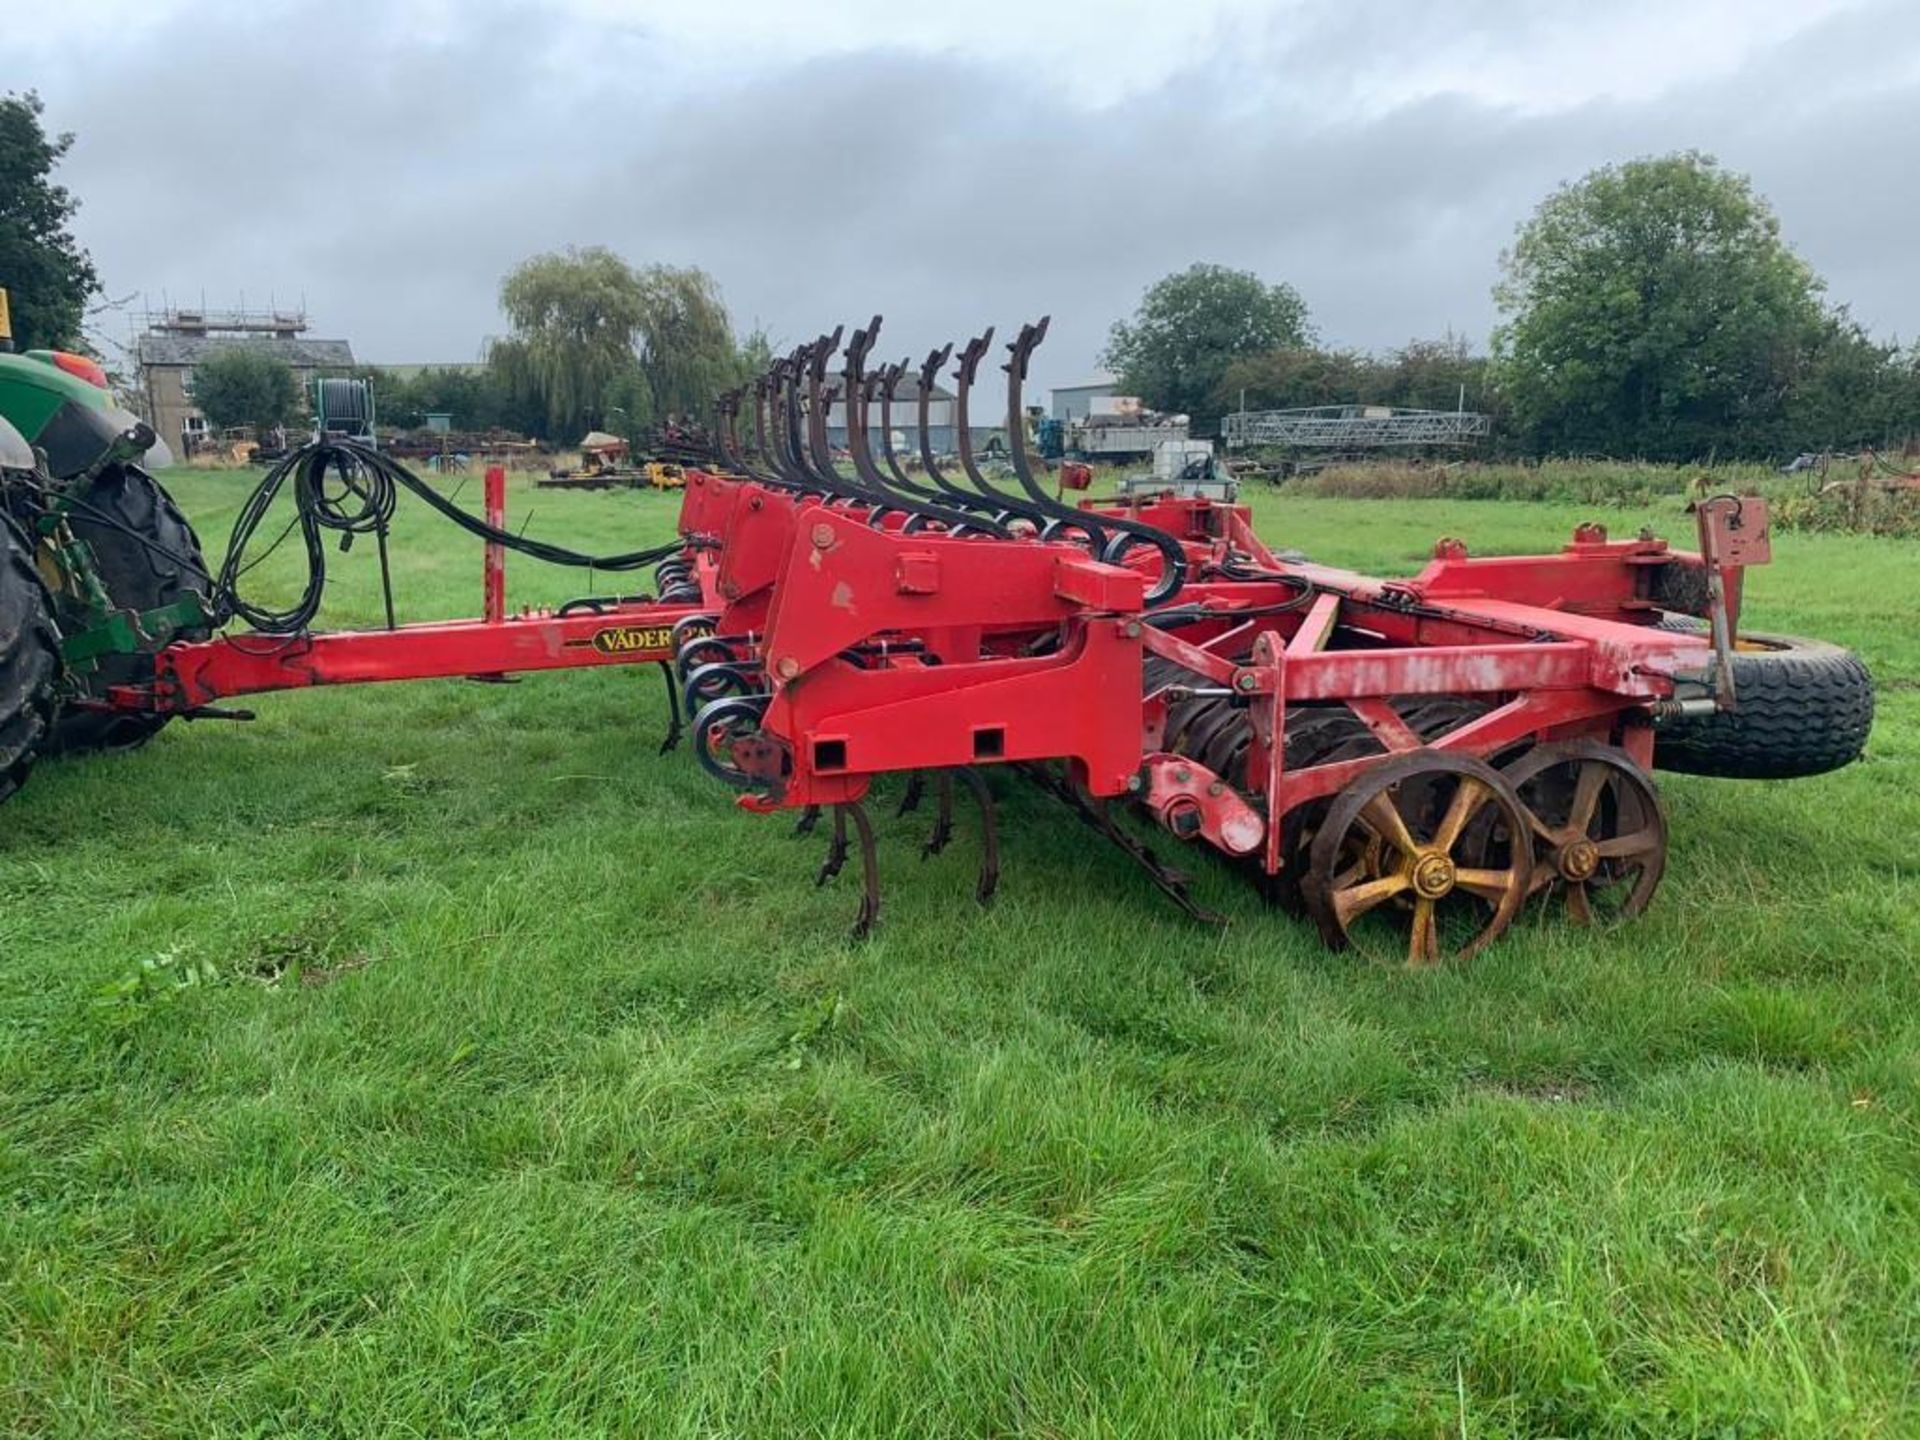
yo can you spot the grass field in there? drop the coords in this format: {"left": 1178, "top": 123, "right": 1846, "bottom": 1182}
{"left": 2, "top": 467, "right": 1916, "bottom": 1437}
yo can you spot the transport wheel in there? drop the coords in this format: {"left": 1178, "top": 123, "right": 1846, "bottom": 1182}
{"left": 1651, "top": 619, "right": 1873, "bottom": 780}
{"left": 1303, "top": 752, "right": 1531, "bottom": 966}
{"left": 1499, "top": 741, "right": 1666, "bottom": 927}
{"left": 47, "top": 464, "right": 212, "bottom": 755}
{"left": 0, "top": 514, "right": 63, "bottom": 804}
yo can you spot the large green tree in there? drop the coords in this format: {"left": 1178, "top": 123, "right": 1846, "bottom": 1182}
{"left": 1102, "top": 263, "right": 1312, "bottom": 431}
{"left": 1493, "top": 152, "right": 1825, "bottom": 459}
{"left": 0, "top": 92, "right": 100, "bottom": 351}
{"left": 488, "top": 247, "right": 751, "bottom": 441}
{"left": 189, "top": 348, "right": 300, "bottom": 433}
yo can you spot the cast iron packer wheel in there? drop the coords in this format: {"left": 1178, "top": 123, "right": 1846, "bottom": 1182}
{"left": 48, "top": 464, "right": 212, "bottom": 755}
{"left": 1303, "top": 752, "right": 1532, "bottom": 966}
{"left": 0, "top": 514, "right": 63, "bottom": 804}
{"left": 1500, "top": 741, "right": 1667, "bottom": 927}
{"left": 1652, "top": 618, "right": 1874, "bottom": 779}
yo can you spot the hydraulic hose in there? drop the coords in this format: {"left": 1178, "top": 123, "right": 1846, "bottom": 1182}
{"left": 217, "top": 438, "right": 685, "bottom": 634}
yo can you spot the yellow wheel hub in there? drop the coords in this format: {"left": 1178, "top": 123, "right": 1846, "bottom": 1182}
{"left": 1410, "top": 850, "right": 1457, "bottom": 899}
{"left": 1558, "top": 838, "right": 1600, "bottom": 881}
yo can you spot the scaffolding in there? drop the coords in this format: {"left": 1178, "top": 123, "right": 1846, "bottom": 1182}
{"left": 1223, "top": 405, "right": 1490, "bottom": 452}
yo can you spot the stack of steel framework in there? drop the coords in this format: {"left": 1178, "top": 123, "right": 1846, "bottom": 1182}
{"left": 1222, "top": 405, "right": 1491, "bottom": 452}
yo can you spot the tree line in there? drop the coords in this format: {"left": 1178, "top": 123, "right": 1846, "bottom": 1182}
{"left": 190, "top": 247, "right": 767, "bottom": 445}
{"left": 8, "top": 87, "right": 1913, "bottom": 464}
{"left": 1105, "top": 154, "right": 1920, "bottom": 462}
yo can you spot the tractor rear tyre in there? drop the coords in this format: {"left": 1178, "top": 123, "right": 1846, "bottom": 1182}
{"left": 0, "top": 515, "right": 63, "bottom": 804}
{"left": 47, "top": 464, "right": 212, "bottom": 755}
{"left": 1652, "top": 622, "right": 1874, "bottom": 780}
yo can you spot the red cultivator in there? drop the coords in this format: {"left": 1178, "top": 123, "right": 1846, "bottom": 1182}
{"left": 4, "top": 316, "right": 1873, "bottom": 965}
{"left": 663, "top": 317, "right": 1870, "bottom": 959}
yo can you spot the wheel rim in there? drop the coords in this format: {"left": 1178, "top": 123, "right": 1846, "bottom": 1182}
{"left": 1500, "top": 741, "right": 1667, "bottom": 927}
{"left": 1303, "top": 752, "right": 1531, "bottom": 966}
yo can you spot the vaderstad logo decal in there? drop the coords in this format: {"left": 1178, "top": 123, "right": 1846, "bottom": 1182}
{"left": 588, "top": 625, "right": 675, "bottom": 655}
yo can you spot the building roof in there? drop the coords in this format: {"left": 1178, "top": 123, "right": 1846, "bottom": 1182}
{"left": 135, "top": 333, "right": 357, "bottom": 368}
{"left": 1051, "top": 373, "right": 1119, "bottom": 394}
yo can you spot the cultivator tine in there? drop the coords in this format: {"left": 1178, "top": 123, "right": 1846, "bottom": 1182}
{"left": 710, "top": 390, "right": 737, "bottom": 471}
{"left": 794, "top": 803, "right": 823, "bottom": 838}
{"left": 777, "top": 347, "right": 816, "bottom": 488}
{"left": 1003, "top": 317, "right": 1051, "bottom": 495}
{"left": 951, "top": 329, "right": 996, "bottom": 493}
{"left": 877, "top": 360, "right": 916, "bottom": 489}
{"left": 845, "top": 799, "right": 882, "bottom": 939}
{"left": 719, "top": 388, "right": 761, "bottom": 479}
{"left": 842, "top": 318, "right": 1004, "bottom": 536}
{"left": 897, "top": 771, "right": 925, "bottom": 816}
{"left": 947, "top": 325, "right": 1100, "bottom": 549}
{"left": 749, "top": 376, "right": 775, "bottom": 474}
{"left": 841, "top": 317, "right": 895, "bottom": 501}
{"left": 917, "top": 344, "right": 956, "bottom": 491}
{"left": 1019, "top": 763, "right": 1227, "bottom": 926}
{"left": 655, "top": 660, "right": 684, "bottom": 754}
{"left": 817, "top": 805, "right": 850, "bottom": 883}
{"left": 922, "top": 770, "right": 956, "bottom": 857}
{"left": 1004, "top": 316, "right": 1186, "bottom": 602}
{"left": 804, "top": 329, "right": 845, "bottom": 485}
{"left": 955, "top": 766, "right": 1001, "bottom": 905}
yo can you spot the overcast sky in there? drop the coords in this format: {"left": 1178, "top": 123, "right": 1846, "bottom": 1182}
{"left": 20, "top": 0, "right": 1920, "bottom": 391}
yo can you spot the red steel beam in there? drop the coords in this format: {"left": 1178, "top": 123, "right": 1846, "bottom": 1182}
{"left": 125, "top": 603, "right": 708, "bottom": 711}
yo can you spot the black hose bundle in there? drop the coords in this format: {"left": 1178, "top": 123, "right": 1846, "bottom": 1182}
{"left": 217, "top": 438, "right": 686, "bottom": 634}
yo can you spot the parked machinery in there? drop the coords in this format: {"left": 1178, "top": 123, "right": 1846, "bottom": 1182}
{"left": 0, "top": 320, "right": 1873, "bottom": 965}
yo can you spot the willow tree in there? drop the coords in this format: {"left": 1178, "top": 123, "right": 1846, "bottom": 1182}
{"left": 488, "top": 248, "right": 752, "bottom": 441}
{"left": 635, "top": 266, "right": 743, "bottom": 423}
{"left": 489, "top": 247, "right": 650, "bottom": 440}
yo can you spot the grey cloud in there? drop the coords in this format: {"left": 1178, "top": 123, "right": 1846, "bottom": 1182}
{"left": 28, "top": 0, "right": 1920, "bottom": 394}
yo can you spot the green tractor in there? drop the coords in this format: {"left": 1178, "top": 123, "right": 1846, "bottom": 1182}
{"left": 0, "top": 347, "right": 213, "bottom": 802}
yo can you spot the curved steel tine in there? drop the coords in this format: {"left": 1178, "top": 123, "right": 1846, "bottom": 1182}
{"left": 721, "top": 382, "right": 756, "bottom": 476}
{"left": 793, "top": 802, "right": 822, "bottom": 837}
{"left": 1006, "top": 317, "right": 1183, "bottom": 601}
{"left": 765, "top": 353, "right": 802, "bottom": 484}
{"left": 841, "top": 316, "right": 892, "bottom": 493}
{"left": 760, "top": 355, "right": 791, "bottom": 485}
{"left": 897, "top": 770, "right": 925, "bottom": 815}
{"left": 950, "top": 329, "right": 999, "bottom": 494}
{"left": 955, "top": 765, "right": 1000, "bottom": 905}
{"left": 922, "top": 770, "right": 955, "bottom": 857}
{"left": 803, "top": 331, "right": 850, "bottom": 489}
{"left": 707, "top": 389, "right": 732, "bottom": 468}
{"left": 845, "top": 799, "right": 881, "bottom": 939}
{"left": 952, "top": 320, "right": 1103, "bottom": 552}
{"left": 845, "top": 320, "right": 1006, "bottom": 537}
{"left": 1003, "top": 317, "right": 1053, "bottom": 499}
{"left": 916, "top": 344, "right": 962, "bottom": 495}
{"left": 783, "top": 343, "right": 828, "bottom": 490}
{"left": 950, "top": 328, "right": 1056, "bottom": 535}
{"left": 716, "top": 388, "right": 756, "bottom": 476}
{"left": 877, "top": 360, "right": 924, "bottom": 490}
{"left": 817, "top": 803, "right": 849, "bottom": 883}
{"left": 749, "top": 374, "right": 781, "bottom": 477}
{"left": 656, "top": 660, "right": 684, "bottom": 754}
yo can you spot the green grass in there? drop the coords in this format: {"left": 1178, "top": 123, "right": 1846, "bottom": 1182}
{"left": 2, "top": 467, "right": 1916, "bottom": 1437}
